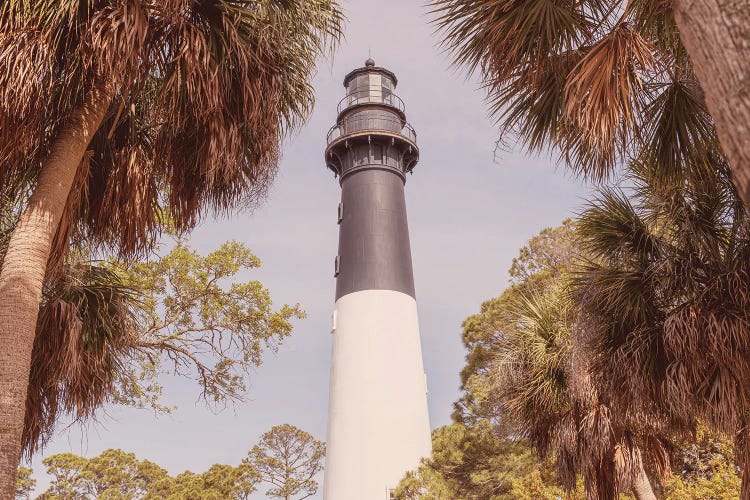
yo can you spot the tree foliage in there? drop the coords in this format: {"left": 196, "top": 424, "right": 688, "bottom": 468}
{"left": 0, "top": 1, "right": 342, "bottom": 493}
{"left": 23, "top": 262, "right": 141, "bottom": 459}
{"left": 27, "top": 424, "right": 322, "bottom": 499}
{"left": 13, "top": 237, "right": 303, "bottom": 459}
{"left": 245, "top": 424, "right": 325, "bottom": 500}
{"left": 0, "top": 0, "right": 344, "bottom": 259}
{"left": 401, "top": 225, "right": 609, "bottom": 499}
{"left": 426, "top": 216, "right": 750, "bottom": 499}
{"left": 508, "top": 219, "right": 576, "bottom": 285}
{"left": 432, "top": 0, "right": 750, "bottom": 493}
{"left": 15, "top": 467, "right": 34, "bottom": 500}
{"left": 494, "top": 233, "right": 662, "bottom": 498}
{"left": 38, "top": 449, "right": 171, "bottom": 499}
{"left": 393, "top": 422, "right": 571, "bottom": 500}
{"left": 431, "top": 0, "right": 721, "bottom": 187}
{"left": 574, "top": 165, "right": 750, "bottom": 494}
{"left": 663, "top": 425, "right": 740, "bottom": 499}
{"left": 454, "top": 222, "right": 576, "bottom": 427}
{"left": 35, "top": 448, "right": 258, "bottom": 500}
{"left": 121, "top": 240, "right": 305, "bottom": 408}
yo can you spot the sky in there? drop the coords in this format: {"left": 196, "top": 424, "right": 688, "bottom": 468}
{"left": 29, "top": 0, "right": 593, "bottom": 497}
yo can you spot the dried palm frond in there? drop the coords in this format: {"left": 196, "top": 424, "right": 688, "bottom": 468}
{"left": 431, "top": 0, "right": 723, "bottom": 185}
{"left": 431, "top": 0, "right": 590, "bottom": 80}
{"left": 23, "top": 263, "right": 141, "bottom": 458}
{"left": 0, "top": 0, "right": 344, "bottom": 258}
{"left": 0, "top": 0, "right": 344, "bottom": 453}
{"left": 563, "top": 23, "right": 657, "bottom": 176}
{"left": 575, "top": 166, "right": 750, "bottom": 490}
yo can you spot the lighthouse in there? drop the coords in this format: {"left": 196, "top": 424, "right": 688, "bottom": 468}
{"left": 322, "top": 59, "right": 432, "bottom": 500}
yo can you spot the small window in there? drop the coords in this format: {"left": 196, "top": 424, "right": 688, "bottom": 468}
{"left": 337, "top": 202, "right": 344, "bottom": 223}
{"left": 373, "top": 144, "right": 383, "bottom": 163}
{"left": 355, "top": 145, "right": 368, "bottom": 165}
{"left": 334, "top": 255, "right": 340, "bottom": 277}
{"left": 369, "top": 73, "right": 382, "bottom": 103}
{"left": 331, "top": 310, "right": 337, "bottom": 334}
{"left": 355, "top": 74, "right": 368, "bottom": 102}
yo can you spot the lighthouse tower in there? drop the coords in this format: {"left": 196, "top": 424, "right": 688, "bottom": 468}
{"left": 322, "top": 59, "right": 432, "bottom": 500}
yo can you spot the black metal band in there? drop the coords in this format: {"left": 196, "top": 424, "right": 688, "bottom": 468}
{"left": 335, "top": 167, "right": 415, "bottom": 300}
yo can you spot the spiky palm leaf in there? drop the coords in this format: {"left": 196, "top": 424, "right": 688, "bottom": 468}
{"left": 23, "top": 263, "right": 141, "bottom": 458}
{"left": 494, "top": 280, "right": 657, "bottom": 498}
{"left": 575, "top": 166, "right": 750, "bottom": 495}
{"left": 0, "top": 3, "right": 341, "bottom": 473}
{"left": 0, "top": 0, "right": 343, "bottom": 259}
{"left": 497, "top": 286, "right": 572, "bottom": 457}
{"left": 431, "top": 0, "right": 721, "bottom": 184}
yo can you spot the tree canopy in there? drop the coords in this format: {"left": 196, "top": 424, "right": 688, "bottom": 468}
{"left": 0, "top": 1, "right": 343, "bottom": 494}
{"left": 0, "top": 0, "right": 344, "bottom": 254}
{"left": 245, "top": 424, "right": 326, "bottom": 500}
{"left": 19, "top": 238, "right": 303, "bottom": 460}
{"left": 22, "top": 424, "right": 321, "bottom": 499}
{"left": 431, "top": 0, "right": 722, "bottom": 188}
{"left": 400, "top": 220, "right": 744, "bottom": 498}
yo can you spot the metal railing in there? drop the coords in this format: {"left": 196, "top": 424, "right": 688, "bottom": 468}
{"left": 337, "top": 86, "right": 406, "bottom": 114}
{"left": 327, "top": 115, "right": 417, "bottom": 145}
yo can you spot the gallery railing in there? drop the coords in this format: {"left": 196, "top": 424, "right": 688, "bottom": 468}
{"left": 327, "top": 116, "right": 417, "bottom": 145}
{"left": 337, "top": 86, "right": 407, "bottom": 114}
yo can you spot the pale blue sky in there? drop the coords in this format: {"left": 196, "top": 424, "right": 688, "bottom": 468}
{"left": 30, "top": 1, "right": 592, "bottom": 497}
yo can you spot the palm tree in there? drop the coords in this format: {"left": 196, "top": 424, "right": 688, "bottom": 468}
{"left": 23, "top": 262, "right": 141, "bottom": 460}
{"left": 430, "top": 0, "right": 727, "bottom": 195}
{"left": 3, "top": 202, "right": 301, "bottom": 472}
{"left": 2, "top": 191, "right": 140, "bottom": 464}
{"left": 494, "top": 280, "right": 659, "bottom": 499}
{"left": 0, "top": 1, "right": 343, "bottom": 494}
{"left": 574, "top": 165, "right": 750, "bottom": 497}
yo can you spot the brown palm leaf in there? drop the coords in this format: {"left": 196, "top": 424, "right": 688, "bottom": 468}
{"left": 0, "top": 0, "right": 344, "bottom": 258}
{"left": 575, "top": 166, "right": 750, "bottom": 491}
{"left": 431, "top": 0, "right": 723, "bottom": 185}
{"left": 23, "top": 263, "right": 141, "bottom": 458}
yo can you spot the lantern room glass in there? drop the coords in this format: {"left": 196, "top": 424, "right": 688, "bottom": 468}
{"left": 345, "top": 72, "right": 395, "bottom": 109}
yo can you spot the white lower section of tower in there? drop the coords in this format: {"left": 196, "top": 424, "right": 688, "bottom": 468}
{"left": 323, "top": 289, "right": 432, "bottom": 500}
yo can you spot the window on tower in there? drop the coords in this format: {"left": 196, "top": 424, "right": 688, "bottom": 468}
{"left": 369, "top": 73, "right": 382, "bottom": 103}
{"left": 382, "top": 78, "right": 394, "bottom": 106}
{"left": 350, "top": 74, "right": 368, "bottom": 105}
{"left": 355, "top": 145, "right": 368, "bottom": 166}
{"left": 373, "top": 144, "right": 383, "bottom": 163}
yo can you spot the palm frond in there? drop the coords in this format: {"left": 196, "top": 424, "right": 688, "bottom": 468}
{"left": 0, "top": 0, "right": 344, "bottom": 258}
{"left": 563, "top": 23, "right": 657, "bottom": 176}
{"left": 430, "top": 0, "right": 723, "bottom": 185}
{"left": 489, "top": 49, "right": 581, "bottom": 154}
{"left": 574, "top": 165, "right": 750, "bottom": 484}
{"left": 637, "top": 72, "right": 720, "bottom": 184}
{"left": 431, "top": 0, "right": 590, "bottom": 80}
{"left": 23, "top": 263, "right": 141, "bottom": 458}
{"left": 577, "top": 189, "right": 662, "bottom": 265}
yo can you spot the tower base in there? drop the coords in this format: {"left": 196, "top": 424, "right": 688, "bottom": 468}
{"left": 323, "top": 289, "right": 432, "bottom": 500}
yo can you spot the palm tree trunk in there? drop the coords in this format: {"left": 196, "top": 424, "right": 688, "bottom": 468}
{"left": 0, "top": 83, "right": 112, "bottom": 498}
{"left": 630, "top": 459, "right": 656, "bottom": 500}
{"left": 672, "top": 0, "right": 750, "bottom": 208}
